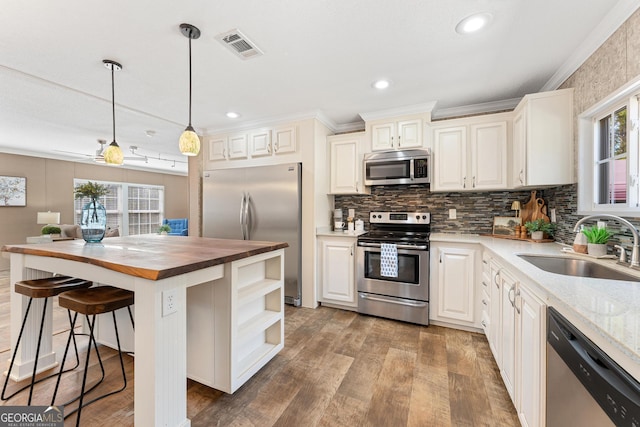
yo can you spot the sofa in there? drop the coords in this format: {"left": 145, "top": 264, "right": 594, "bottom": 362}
{"left": 60, "top": 224, "right": 120, "bottom": 238}
{"left": 163, "top": 218, "right": 188, "bottom": 236}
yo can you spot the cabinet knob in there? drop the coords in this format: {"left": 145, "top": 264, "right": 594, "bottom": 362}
{"left": 398, "top": 135, "right": 401, "bottom": 146}
{"left": 274, "top": 142, "right": 279, "bottom": 152}
{"left": 482, "top": 299, "right": 488, "bottom": 306}
{"left": 463, "top": 177, "right": 467, "bottom": 188}
{"left": 481, "top": 320, "right": 487, "bottom": 328}
{"left": 472, "top": 176, "right": 476, "bottom": 188}
{"left": 267, "top": 143, "right": 272, "bottom": 154}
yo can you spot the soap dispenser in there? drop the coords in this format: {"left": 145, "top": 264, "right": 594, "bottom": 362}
{"left": 573, "top": 225, "right": 588, "bottom": 254}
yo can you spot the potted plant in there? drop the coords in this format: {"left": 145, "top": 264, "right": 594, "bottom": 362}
{"left": 158, "top": 224, "right": 171, "bottom": 235}
{"left": 41, "top": 225, "right": 61, "bottom": 236}
{"left": 524, "top": 219, "right": 557, "bottom": 240}
{"left": 582, "top": 225, "right": 613, "bottom": 257}
{"left": 74, "top": 181, "right": 110, "bottom": 242}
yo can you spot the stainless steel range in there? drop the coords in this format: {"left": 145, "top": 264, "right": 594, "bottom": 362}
{"left": 356, "top": 211, "right": 430, "bottom": 325}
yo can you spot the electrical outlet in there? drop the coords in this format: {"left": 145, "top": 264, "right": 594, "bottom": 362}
{"left": 162, "top": 289, "right": 178, "bottom": 317}
{"left": 449, "top": 208, "right": 457, "bottom": 219}
{"left": 550, "top": 208, "right": 556, "bottom": 222}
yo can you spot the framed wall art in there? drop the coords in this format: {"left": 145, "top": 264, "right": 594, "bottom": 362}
{"left": 0, "top": 176, "right": 26, "bottom": 206}
{"left": 492, "top": 216, "right": 521, "bottom": 236}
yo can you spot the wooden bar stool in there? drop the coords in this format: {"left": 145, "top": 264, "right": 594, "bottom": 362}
{"left": 1, "top": 276, "right": 93, "bottom": 404}
{"left": 51, "top": 285, "right": 134, "bottom": 426}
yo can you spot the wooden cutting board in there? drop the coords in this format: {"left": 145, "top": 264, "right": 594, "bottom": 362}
{"left": 521, "top": 191, "right": 537, "bottom": 224}
{"left": 531, "top": 198, "right": 550, "bottom": 222}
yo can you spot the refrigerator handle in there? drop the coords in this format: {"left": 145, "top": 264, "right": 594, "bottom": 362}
{"left": 245, "top": 193, "right": 252, "bottom": 240}
{"left": 240, "top": 193, "right": 246, "bottom": 240}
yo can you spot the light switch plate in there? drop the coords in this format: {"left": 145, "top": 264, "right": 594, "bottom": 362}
{"left": 449, "top": 209, "right": 457, "bottom": 219}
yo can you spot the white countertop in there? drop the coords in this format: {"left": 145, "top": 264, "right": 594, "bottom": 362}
{"left": 431, "top": 233, "right": 640, "bottom": 380}
{"left": 316, "top": 227, "right": 367, "bottom": 237}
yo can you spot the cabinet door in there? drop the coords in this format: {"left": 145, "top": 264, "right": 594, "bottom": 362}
{"left": 397, "top": 119, "right": 422, "bottom": 148}
{"left": 228, "top": 134, "right": 248, "bottom": 159}
{"left": 471, "top": 121, "right": 507, "bottom": 190}
{"left": 320, "top": 239, "right": 355, "bottom": 304}
{"left": 330, "top": 139, "right": 360, "bottom": 194}
{"left": 250, "top": 130, "right": 272, "bottom": 157}
{"left": 433, "top": 126, "right": 467, "bottom": 191}
{"left": 500, "top": 269, "right": 517, "bottom": 400}
{"left": 512, "top": 110, "right": 526, "bottom": 187}
{"left": 371, "top": 122, "right": 395, "bottom": 151}
{"left": 436, "top": 246, "right": 476, "bottom": 323}
{"left": 516, "top": 284, "right": 545, "bottom": 427}
{"left": 488, "top": 260, "right": 502, "bottom": 363}
{"left": 273, "top": 126, "right": 296, "bottom": 154}
{"left": 208, "top": 137, "right": 228, "bottom": 162}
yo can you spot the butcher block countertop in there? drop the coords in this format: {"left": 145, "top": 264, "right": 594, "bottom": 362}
{"left": 2, "top": 235, "right": 288, "bottom": 281}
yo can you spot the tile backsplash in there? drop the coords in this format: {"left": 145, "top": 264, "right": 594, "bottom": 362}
{"left": 334, "top": 183, "right": 638, "bottom": 250}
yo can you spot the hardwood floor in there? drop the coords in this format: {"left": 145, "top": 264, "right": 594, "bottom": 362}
{"left": 0, "top": 270, "right": 519, "bottom": 426}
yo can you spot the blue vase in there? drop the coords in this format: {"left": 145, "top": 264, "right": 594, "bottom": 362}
{"left": 81, "top": 199, "right": 107, "bottom": 243}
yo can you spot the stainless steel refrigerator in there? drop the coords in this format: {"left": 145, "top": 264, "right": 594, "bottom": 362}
{"left": 202, "top": 163, "right": 302, "bottom": 306}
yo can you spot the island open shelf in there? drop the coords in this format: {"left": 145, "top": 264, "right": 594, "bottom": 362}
{"left": 187, "top": 249, "right": 285, "bottom": 393}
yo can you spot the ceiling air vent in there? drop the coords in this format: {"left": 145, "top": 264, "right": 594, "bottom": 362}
{"left": 215, "top": 29, "right": 263, "bottom": 60}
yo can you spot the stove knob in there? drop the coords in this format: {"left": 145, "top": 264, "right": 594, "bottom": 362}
{"left": 422, "top": 215, "right": 427, "bottom": 219}
{"left": 378, "top": 214, "right": 382, "bottom": 219}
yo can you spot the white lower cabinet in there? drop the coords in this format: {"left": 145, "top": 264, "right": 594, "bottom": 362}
{"left": 516, "top": 283, "right": 545, "bottom": 427}
{"left": 430, "top": 242, "right": 481, "bottom": 328}
{"left": 483, "top": 250, "right": 546, "bottom": 426}
{"left": 318, "top": 235, "right": 357, "bottom": 308}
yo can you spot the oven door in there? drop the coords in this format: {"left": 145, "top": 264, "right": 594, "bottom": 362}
{"left": 356, "top": 242, "right": 429, "bottom": 301}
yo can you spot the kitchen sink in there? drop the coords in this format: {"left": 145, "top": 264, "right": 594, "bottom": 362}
{"left": 517, "top": 255, "right": 640, "bottom": 282}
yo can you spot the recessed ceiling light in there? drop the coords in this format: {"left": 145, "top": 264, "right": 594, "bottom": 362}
{"left": 226, "top": 111, "right": 240, "bottom": 119}
{"left": 455, "top": 12, "right": 493, "bottom": 34}
{"left": 372, "top": 80, "right": 391, "bottom": 90}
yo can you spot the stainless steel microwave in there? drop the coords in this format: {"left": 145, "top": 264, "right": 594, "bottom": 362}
{"left": 364, "top": 149, "right": 430, "bottom": 186}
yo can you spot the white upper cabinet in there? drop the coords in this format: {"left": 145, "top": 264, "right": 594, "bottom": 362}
{"left": 205, "top": 133, "right": 248, "bottom": 163}
{"left": 432, "top": 113, "right": 509, "bottom": 192}
{"left": 273, "top": 126, "right": 296, "bottom": 154}
{"left": 512, "top": 88, "right": 574, "bottom": 188}
{"left": 249, "top": 129, "right": 272, "bottom": 157}
{"left": 228, "top": 133, "right": 248, "bottom": 159}
{"left": 329, "top": 132, "right": 369, "bottom": 194}
{"left": 208, "top": 136, "right": 228, "bottom": 162}
{"left": 369, "top": 116, "right": 424, "bottom": 151}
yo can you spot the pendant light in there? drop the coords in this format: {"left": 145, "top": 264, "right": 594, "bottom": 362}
{"left": 102, "top": 59, "right": 124, "bottom": 165}
{"left": 178, "top": 23, "right": 201, "bottom": 156}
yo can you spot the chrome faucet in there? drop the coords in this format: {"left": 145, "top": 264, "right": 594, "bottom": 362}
{"left": 573, "top": 214, "right": 640, "bottom": 268}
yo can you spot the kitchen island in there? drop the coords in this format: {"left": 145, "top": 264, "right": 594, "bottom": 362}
{"left": 2, "top": 235, "right": 288, "bottom": 427}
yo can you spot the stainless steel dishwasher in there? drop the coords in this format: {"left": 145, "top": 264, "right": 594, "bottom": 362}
{"left": 547, "top": 307, "right": 640, "bottom": 426}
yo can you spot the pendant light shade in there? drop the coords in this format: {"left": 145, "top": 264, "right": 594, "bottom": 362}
{"left": 179, "top": 23, "right": 201, "bottom": 156}
{"left": 103, "top": 59, "right": 124, "bottom": 165}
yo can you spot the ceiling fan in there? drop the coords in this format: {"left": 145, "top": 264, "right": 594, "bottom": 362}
{"left": 55, "top": 139, "right": 147, "bottom": 163}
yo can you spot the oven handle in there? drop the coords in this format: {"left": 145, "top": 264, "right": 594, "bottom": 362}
{"left": 359, "top": 292, "right": 428, "bottom": 308}
{"left": 357, "top": 242, "right": 428, "bottom": 250}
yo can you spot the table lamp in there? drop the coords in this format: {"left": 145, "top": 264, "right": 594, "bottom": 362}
{"left": 511, "top": 201, "right": 521, "bottom": 218}
{"left": 37, "top": 211, "right": 61, "bottom": 234}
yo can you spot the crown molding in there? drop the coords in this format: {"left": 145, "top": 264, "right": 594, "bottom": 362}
{"left": 542, "top": 0, "right": 640, "bottom": 91}
{"left": 206, "top": 110, "right": 338, "bottom": 134}
{"left": 431, "top": 97, "right": 521, "bottom": 120}
{"left": 359, "top": 101, "right": 437, "bottom": 122}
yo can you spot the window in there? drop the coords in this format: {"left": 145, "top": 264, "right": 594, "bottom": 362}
{"left": 595, "top": 105, "right": 627, "bottom": 205}
{"left": 74, "top": 179, "right": 165, "bottom": 235}
{"left": 577, "top": 76, "right": 640, "bottom": 215}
